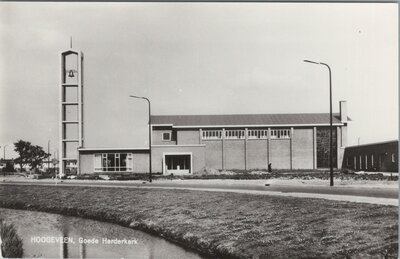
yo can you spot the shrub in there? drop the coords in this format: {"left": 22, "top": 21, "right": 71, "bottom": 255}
{"left": 340, "top": 168, "right": 355, "bottom": 175}
{"left": 0, "top": 220, "right": 23, "bottom": 258}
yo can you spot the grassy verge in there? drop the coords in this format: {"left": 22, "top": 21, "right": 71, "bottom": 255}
{"left": 0, "top": 185, "right": 398, "bottom": 258}
{"left": 0, "top": 220, "right": 24, "bottom": 258}
{"left": 67, "top": 169, "right": 398, "bottom": 181}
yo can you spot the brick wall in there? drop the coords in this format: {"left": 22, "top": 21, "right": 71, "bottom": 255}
{"left": 247, "top": 139, "right": 268, "bottom": 169}
{"left": 132, "top": 153, "right": 150, "bottom": 173}
{"left": 152, "top": 126, "right": 177, "bottom": 145}
{"left": 224, "top": 140, "right": 246, "bottom": 170}
{"left": 79, "top": 153, "right": 93, "bottom": 174}
{"left": 151, "top": 145, "right": 206, "bottom": 173}
{"left": 292, "top": 128, "right": 314, "bottom": 169}
{"left": 177, "top": 129, "right": 200, "bottom": 145}
{"left": 270, "top": 139, "right": 290, "bottom": 169}
{"left": 204, "top": 140, "right": 223, "bottom": 169}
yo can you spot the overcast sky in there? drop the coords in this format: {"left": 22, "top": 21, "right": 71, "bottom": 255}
{"left": 0, "top": 2, "right": 398, "bottom": 158}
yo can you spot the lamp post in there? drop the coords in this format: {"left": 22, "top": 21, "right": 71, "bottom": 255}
{"left": 129, "top": 95, "right": 152, "bottom": 183}
{"left": 304, "top": 59, "right": 334, "bottom": 186}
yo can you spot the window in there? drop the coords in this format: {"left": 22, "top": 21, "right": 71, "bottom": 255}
{"left": 94, "top": 153, "right": 133, "bottom": 172}
{"left": 354, "top": 156, "right": 356, "bottom": 170}
{"left": 225, "top": 130, "right": 245, "bottom": 139}
{"left": 365, "top": 155, "right": 368, "bottom": 169}
{"left": 162, "top": 132, "right": 171, "bottom": 141}
{"left": 371, "top": 154, "right": 374, "bottom": 166}
{"left": 359, "top": 156, "right": 362, "bottom": 170}
{"left": 248, "top": 129, "right": 268, "bottom": 139}
{"left": 392, "top": 153, "right": 396, "bottom": 163}
{"left": 202, "top": 130, "right": 222, "bottom": 140}
{"left": 270, "top": 129, "right": 291, "bottom": 139}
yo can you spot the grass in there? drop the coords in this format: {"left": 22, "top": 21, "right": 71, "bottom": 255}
{"left": 69, "top": 168, "right": 398, "bottom": 181}
{"left": 0, "top": 184, "right": 398, "bottom": 258}
{"left": 0, "top": 220, "right": 24, "bottom": 258}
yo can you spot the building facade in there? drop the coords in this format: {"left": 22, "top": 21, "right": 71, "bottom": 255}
{"left": 60, "top": 48, "right": 350, "bottom": 176}
{"left": 77, "top": 103, "right": 349, "bottom": 175}
{"left": 342, "top": 140, "right": 398, "bottom": 172}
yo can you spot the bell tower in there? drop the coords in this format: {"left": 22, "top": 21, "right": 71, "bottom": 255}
{"left": 60, "top": 48, "right": 84, "bottom": 176}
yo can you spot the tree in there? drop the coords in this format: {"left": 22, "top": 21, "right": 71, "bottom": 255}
{"left": 14, "top": 140, "right": 31, "bottom": 171}
{"left": 14, "top": 140, "right": 50, "bottom": 172}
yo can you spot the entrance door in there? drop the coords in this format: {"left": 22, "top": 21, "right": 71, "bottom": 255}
{"left": 164, "top": 154, "right": 191, "bottom": 175}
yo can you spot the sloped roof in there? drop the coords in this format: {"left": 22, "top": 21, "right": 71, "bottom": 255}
{"left": 346, "top": 140, "right": 398, "bottom": 149}
{"left": 151, "top": 113, "right": 350, "bottom": 127}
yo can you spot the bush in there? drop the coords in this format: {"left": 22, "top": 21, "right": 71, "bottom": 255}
{"left": 75, "top": 174, "right": 104, "bottom": 180}
{"left": 0, "top": 220, "right": 23, "bottom": 258}
{"left": 340, "top": 168, "right": 355, "bottom": 175}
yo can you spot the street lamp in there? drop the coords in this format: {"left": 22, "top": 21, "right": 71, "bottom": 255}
{"left": 304, "top": 59, "right": 334, "bottom": 186}
{"left": 129, "top": 95, "right": 152, "bottom": 183}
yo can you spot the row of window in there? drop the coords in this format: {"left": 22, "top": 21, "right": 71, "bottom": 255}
{"left": 94, "top": 153, "right": 133, "bottom": 172}
{"left": 201, "top": 130, "right": 223, "bottom": 140}
{"left": 346, "top": 153, "right": 396, "bottom": 170}
{"left": 201, "top": 129, "right": 291, "bottom": 140}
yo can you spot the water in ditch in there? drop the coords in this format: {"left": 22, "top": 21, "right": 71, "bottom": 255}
{"left": 0, "top": 208, "right": 206, "bottom": 258}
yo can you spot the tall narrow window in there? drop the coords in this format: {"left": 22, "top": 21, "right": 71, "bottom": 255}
{"left": 102, "top": 154, "right": 107, "bottom": 171}
{"left": 115, "top": 153, "right": 120, "bottom": 172}
{"left": 392, "top": 153, "right": 396, "bottom": 163}
{"left": 371, "top": 154, "right": 374, "bottom": 167}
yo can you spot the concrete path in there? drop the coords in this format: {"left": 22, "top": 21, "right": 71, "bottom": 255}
{"left": 1, "top": 178, "right": 398, "bottom": 206}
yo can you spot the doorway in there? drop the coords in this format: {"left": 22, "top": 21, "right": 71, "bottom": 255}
{"left": 163, "top": 154, "right": 192, "bottom": 175}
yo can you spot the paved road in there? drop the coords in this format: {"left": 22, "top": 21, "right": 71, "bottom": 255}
{"left": 1, "top": 179, "right": 397, "bottom": 199}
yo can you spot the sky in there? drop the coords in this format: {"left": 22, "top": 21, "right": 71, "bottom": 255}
{"left": 0, "top": 2, "right": 398, "bottom": 159}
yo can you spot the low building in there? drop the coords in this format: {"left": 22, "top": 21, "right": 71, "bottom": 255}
{"left": 78, "top": 101, "right": 350, "bottom": 175}
{"left": 342, "top": 140, "right": 398, "bottom": 172}
{"left": 0, "top": 159, "right": 14, "bottom": 170}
